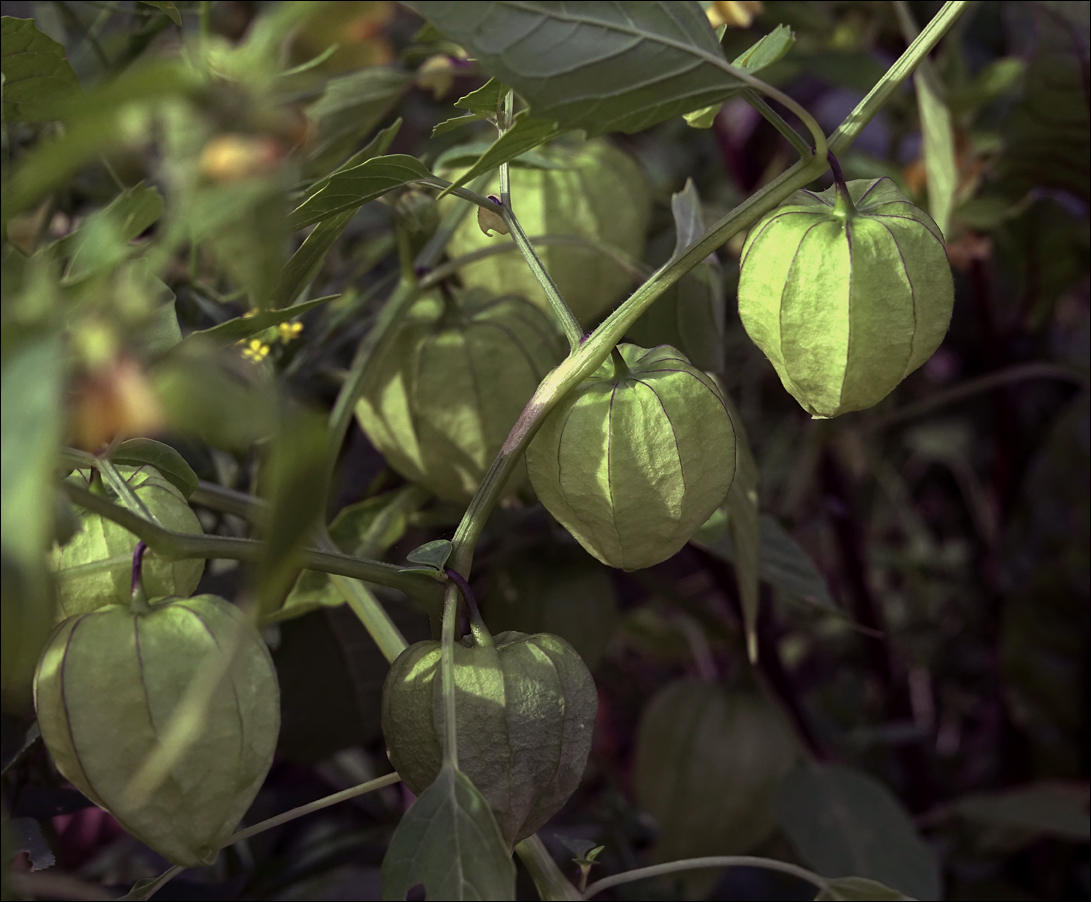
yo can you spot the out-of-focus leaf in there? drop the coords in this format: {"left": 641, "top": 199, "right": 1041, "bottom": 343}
{"left": 181, "top": 295, "right": 336, "bottom": 349}
{"left": 279, "top": 487, "right": 428, "bottom": 619}
{"left": 0, "top": 17, "right": 80, "bottom": 123}
{"left": 776, "top": 763, "right": 941, "bottom": 902}
{"left": 139, "top": 1, "right": 181, "bottom": 27}
{"left": 306, "top": 67, "right": 412, "bottom": 165}
{"left": 291, "top": 154, "right": 433, "bottom": 228}
{"left": 135, "top": 297, "right": 183, "bottom": 358}
{"left": 946, "top": 57, "right": 1024, "bottom": 117}
{"left": 440, "top": 110, "right": 563, "bottom": 194}
{"left": 380, "top": 764, "right": 516, "bottom": 901}
{"left": 894, "top": 3, "right": 956, "bottom": 237}
{"left": 726, "top": 393, "right": 760, "bottom": 662}
{"left": 9, "top": 817, "right": 54, "bottom": 871}
{"left": 953, "top": 781, "right": 1090, "bottom": 842}
{"left": 110, "top": 438, "right": 198, "bottom": 498}
{"left": 815, "top": 876, "right": 915, "bottom": 901}
{"left": 1, "top": 335, "right": 62, "bottom": 708}
{"left": 410, "top": 2, "right": 757, "bottom": 137}
{"left": 256, "top": 408, "right": 330, "bottom": 617}
{"left": 999, "top": 4, "right": 1090, "bottom": 200}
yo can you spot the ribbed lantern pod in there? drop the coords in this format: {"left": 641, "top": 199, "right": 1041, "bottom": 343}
{"left": 355, "top": 287, "right": 564, "bottom": 502}
{"left": 526, "top": 343, "right": 737, "bottom": 571}
{"left": 737, "top": 161, "right": 954, "bottom": 418}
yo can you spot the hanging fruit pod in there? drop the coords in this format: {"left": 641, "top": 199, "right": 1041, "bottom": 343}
{"left": 355, "top": 287, "right": 564, "bottom": 502}
{"left": 381, "top": 630, "right": 597, "bottom": 848}
{"left": 527, "top": 343, "right": 737, "bottom": 571}
{"left": 737, "top": 176, "right": 954, "bottom": 418}
{"left": 34, "top": 594, "right": 280, "bottom": 867}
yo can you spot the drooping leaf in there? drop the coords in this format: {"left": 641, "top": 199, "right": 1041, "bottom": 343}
{"left": 953, "top": 781, "right": 1090, "bottom": 842}
{"left": 291, "top": 154, "right": 433, "bottom": 229}
{"left": 180, "top": 295, "right": 336, "bottom": 349}
{"left": 776, "top": 763, "right": 941, "bottom": 902}
{"left": 440, "top": 110, "right": 564, "bottom": 194}
{"left": 0, "top": 17, "right": 80, "bottom": 123}
{"left": 815, "top": 876, "right": 915, "bottom": 901}
{"left": 111, "top": 438, "right": 199, "bottom": 498}
{"left": 410, "top": 1, "right": 758, "bottom": 137}
{"left": 381, "top": 764, "right": 516, "bottom": 901}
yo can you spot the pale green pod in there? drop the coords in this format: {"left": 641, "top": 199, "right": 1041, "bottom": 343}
{"left": 526, "top": 344, "right": 737, "bottom": 571}
{"left": 634, "top": 680, "right": 798, "bottom": 865}
{"left": 442, "top": 139, "right": 652, "bottom": 323}
{"left": 355, "top": 288, "right": 563, "bottom": 502}
{"left": 51, "top": 466, "right": 204, "bottom": 621}
{"left": 33, "top": 595, "right": 280, "bottom": 867}
{"left": 738, "top": 177, "right": 954, "bottom": 418}
{"left": 381, "top": 631, "right": 597, "bottom": 848}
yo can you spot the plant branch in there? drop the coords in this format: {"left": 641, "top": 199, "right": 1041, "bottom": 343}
{"left": 439, "top": 583, "right": 461, "bottom": 768}
{"left": 742, "top": 89, "right": 813, "bottom": 158}
{"left": 61, "top": 482, "right": 445, "bottom": 605}
{"left": 581, "top": 856, "right": 828, "bottom": 900}
{"left": 516, "top": 836, "right": 583, "bottom": 901}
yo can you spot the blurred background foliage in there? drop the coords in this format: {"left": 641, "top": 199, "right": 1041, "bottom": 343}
{"left": 1, "top": 1, "right": 1088, "bottom": 900}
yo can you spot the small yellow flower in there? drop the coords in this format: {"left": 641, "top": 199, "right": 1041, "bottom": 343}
{"left": 706, "top": 1, "right": 763, "bottom": 29}
{"left": 277, "top": 321, "right": 304, "bottom": 343}
{"left": 241, "top": 339, "right": 271, "bottom": 362}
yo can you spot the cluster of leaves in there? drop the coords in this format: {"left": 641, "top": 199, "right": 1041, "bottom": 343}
{"left": 1, "top": 1, "right": 1088, "bottom": 901}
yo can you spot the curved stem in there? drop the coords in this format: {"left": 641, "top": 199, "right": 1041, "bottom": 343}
{"left": 445, "top": 567, "right": 492, "bottom": 648}
{"left": 742, "top": 89, "right": 812, "bottom": 159}
{"left": 582, "top": 856, "right": 828, "bottom": 900}
{"left": 516, "top": 836, "right": 583, "bottom": 901}
{"left": 439, "top": 584, "right": 460, "bottom": 768}
{"left": 130, "top": 541, "right": 150, "bottom": 612}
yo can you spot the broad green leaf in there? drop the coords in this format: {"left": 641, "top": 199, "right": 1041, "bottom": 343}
{"left": 180, "top": 295, "right": 336, "bottom": 349}
{"left": 455, "top": 77, "right": 507, "bottom": 116}
{"left": 411, "top": 1, "right": 755, "bottom": 137}
{"left": 381, "top": 764, "right": 516, "bottom": 901}
{"left": 953, "top": 781, "right": 1090, "bottom": 842}
{"left": 0, "top": 17, "right": 80, "bottom": 123}
{"left": 139, "top": 1, "right": 181, "bottom": 27}
{"left": 815, "top": 876, "right": 915, "bottom": 901}
{"left": 439, "top": 110, "right": 563, "bottom": 194}
{"left": 306, "top": 67, "right": 412, "bottom": 165}
{"left": 776, "top": 763, "right": 941, "bottom": 902}
{"left": 894, "top": 4, "right": 956, "bottom": 237}
{"left": 111, "top": 438, "right": 199, "bottom": 498}
{"left": 291, "top": 154, "right": 433, "bottom": 229}
{"left": 1, "top": 334, "right": 63, "bottom": 704}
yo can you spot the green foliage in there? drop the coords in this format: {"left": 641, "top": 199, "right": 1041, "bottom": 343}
{"left": 33, "top": 594, "right": 280, "bottom": 867}
{"left": 0, "top": 17, "right": 80, "bottom": 122}
{"left": 527, "top": 344, "right": 737, "bottom": 570}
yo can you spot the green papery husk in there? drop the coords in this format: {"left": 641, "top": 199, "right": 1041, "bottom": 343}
{"left": 33, "top": 595, "right": 280, "bottom": 867}
{"left": 355, "top": 288, "right": 564, "bottom": 502}
{"left": 526, "top": 343, "right": 737, "bottom": 571}
{"left": 737, "top": 177, "right": 954, "bottom": 419}
{"left": 634, "top": 680, "right": 799, "bottom": 878}
{"left": 381, "top": 631, "right": 597, "bottom": 848}
{"left": 51, "top": 466, "right": 204, "bottom": 621}
{"left": 441, "top": 139, "right": 652, "bottom": 323}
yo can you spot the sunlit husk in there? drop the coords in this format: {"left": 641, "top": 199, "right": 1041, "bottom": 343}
{"left": 33, "top": 595, "right": 279, "bottom": 867}
{"left": 381, "top": 631, "right": 597, "bottom": 847}
{"left": 527, "top": 344, "right": 737, "bottom": 571}
{"left": 738, "top": 177, "right": 954, "bottom": 418}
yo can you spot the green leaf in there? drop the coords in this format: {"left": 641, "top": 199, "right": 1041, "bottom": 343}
{"left": 381, "top": 764, "right": 516, "bottom": 901}
{"left": 439, "top": 110, "right": 564, "bottom": 194}
{"left": 406, "top": 539, "right": 453, "bottom": 572}
{"left": 758, "top": 515, "right": 837, "bottom": 612}
{"left": 180, "top": 295, "right": 336, "bottom": 349}
{"left": 291, "top": 154, "right": 433, "bottom": 229}
{"left": 776, "top": 763, "right": 940, "bottom": 902}
{"left": 953, "top": 781, "right": 1090, "bottom": 842}
{"left": 0, "top": 17, "right": 80, "bottom": 123}
{"left": 135, "top": 296, "right": 183, "bottom": 358}
{"left": 669, "top": 179, "right": 724, "bottom": 372}
{"left": 54, "top": 183, "right": 164, "bottom": 281}
{"left": 720, "top": 393, "right": 760, "bottom": 663}
{"left": 455, "top": 77, "right": 507, "bottom": 116}
{"left": 411, "top": 1, "right": 754, "bottom": 137}
{"left": 815, "top": 876, "right": 915, "bottom": 901}
{"left": 306, "top": 67, "right": 412, "bottom": 165}
{"left": 139, "top": 1, "right": 182, "bottom": 27}
{"left": 110, "top": 438, "right": 198, "bottom": 498}
{"left": 432, "top": 140, "right": 563, "bottom": 173}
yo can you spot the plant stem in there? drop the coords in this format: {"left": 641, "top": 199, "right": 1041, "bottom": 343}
{"left": 445, "top": 567, "right": 492, "bottom": 647}
{"left": 130, "top": 541, "right": 150, "bottom": 612}
{"left": 516, "top": 836, "right": 583, "bottom": 901}
{"left": 581, "top": 856, "right": 828, "bottom": 900}
{"left": 62, "top": 482, "right": 445, "bottom": 605}
{"left": 742, "top": 89, "right": 813, "bottom": 159}
{"left": 440, "top": 584, "right": 460, "bottom": 768}
{"left": 445, "top": 0, "right": 971, "bottom": 580}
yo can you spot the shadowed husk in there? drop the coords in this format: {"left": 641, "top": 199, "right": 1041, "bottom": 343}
{"left": 737, "top": 177, "right": 954, "bottom": 418}
{"left": 33, "top": 595, "right": 280, "bottom": 867}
